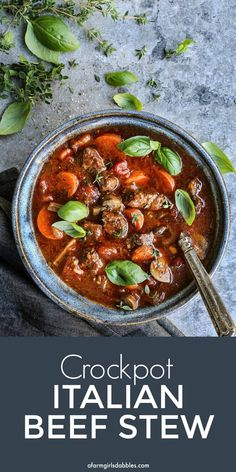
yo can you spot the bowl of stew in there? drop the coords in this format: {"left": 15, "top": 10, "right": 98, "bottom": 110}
{"left": 12, "top": 110, "right": 229, "bottom": 325}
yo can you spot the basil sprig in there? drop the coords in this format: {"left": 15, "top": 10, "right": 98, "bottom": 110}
{"left": 117, "top": 136, "right": 160, "bottom": 156}
{"left": 175, "top": 189, "right": 196, "bottom": 226}
{"left": 58, "top": 201, "right": 89, "bottom": 222}
{"left": 25, "top": 22, "right": 59, "bottom": 64}
{"left": 105, "top": 71, "right": 138, "bottom": 86}
{"left": 113, "top": 93, "right": 142, "bottom": 111}
{"left": 154, "top": 147, "right": 182, "bottom": 175}
{"left": 32, "top": 16, "right": 80, "bottom": 52}
{"left": 0, "top": 101, "right": 31, "bottom": 136}
{"left": 105, "top": 260, "right": 148, "bottom": 286}
{"left": 52, "top": 221, "right": 86, "bottom": 239}
{"left": 202, "top": 142, "right": 236, "bottom": 175}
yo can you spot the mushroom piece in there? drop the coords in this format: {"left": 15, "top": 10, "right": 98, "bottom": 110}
{"left": 99, "top": 173, "right": 120, "bottom": 193}
{"left": 83, "top": 222, "right": 103, "bottom": 242}
{"left": 53, "top": 239, "right": 77, "bottom": 267}
{"left": 122, "top": 293, "right": 140, "bottom": 310}
{"left": 102, "top": 195, "right": 124, "bottom": 211}
{"left": 150, "top": 256, "right": 173, "bottom": 283}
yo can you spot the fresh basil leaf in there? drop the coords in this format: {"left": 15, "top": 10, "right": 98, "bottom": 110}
{"left": 25, "top": 22, "right": 59, "bottom": 64}
{"left": 117, "top": 136, "right": 160, "bottom": 157}
{"left": 113, "top": 93, "right": 142, "bottom": 111}
{"left": 105, "top": 70, "right": 138, "bottom": 86}
{"left": 58, "top": 201, "right": 89, "bottom": 223}
{"left": 105, "top": 260, "right": 148, "bottom": 286}
{"left": 202, "top": 142, "right": 236, "bottom": 175}
{"left": 0, "top": 101, "right": 31, "bottom": 136}
{"left": 154, "top": 147, "right": 182, "bottom": 175}
{"left": 52, "top": 221, "right": 86, "bottom": 238}
{"left": 32, "top": 16, "right": 80, "bottom": 52}
{"left": 175, "top": 189, "right": 196, "bottom": 226}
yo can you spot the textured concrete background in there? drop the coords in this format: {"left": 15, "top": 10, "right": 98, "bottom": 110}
{"left": 0, "top": 0, "right": 235, "bottom": 336}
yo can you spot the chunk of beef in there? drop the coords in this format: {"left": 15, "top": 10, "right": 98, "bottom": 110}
{"left": 62, "top": 256, "right": 84, "bottom": 278}
{"left": 188, "top": 178, "right": 202, "bottom": 199}
{"left": 76, "top": 183, "right": 100, "bottom": 206}
{"left": 102, "top": 211, "right": 128, "bottom": 239}
{"left": 99, "top": 173, "right": 119, "bottom": 192}
{"left": 127, "top": 191, "right": 173, "bottom": 210}
{"left": 127, "top": 191, "right": 156, "bottom": 209}
{"left": 188, "top": 178, "right": 205, "bottom": 214}
{"left": 82, "top": 147, "right": 106, "bottom": 174}
{"left": 80, "top": 248, "right": 103, "bottom": 274}
{"left": 132, "top": 232, "right": 154, "bottom": 247}
{"left": 102, "top": 195, "right": 124, "bottom": 211}
{"left": 83, "top": 222, "right": 103, "bottom": 242}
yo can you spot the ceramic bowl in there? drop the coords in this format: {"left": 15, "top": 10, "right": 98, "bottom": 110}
{"left": 12, "top": 110, "right": 230, "bottom": 325}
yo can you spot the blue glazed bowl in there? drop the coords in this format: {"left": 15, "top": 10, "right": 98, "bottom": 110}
{"left": 12, "top": 110, "right": 230, "bottom": 325}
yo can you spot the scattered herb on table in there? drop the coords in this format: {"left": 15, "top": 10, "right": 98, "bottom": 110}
{"left": 113, "top": 93, "right": 142, "bottom": 111}
{"left": 105, "top": 70, "right": 139, "bottom": 87}
{"left": 146, "top": 78, "right": 157, "bottom": 87}
{"left": 0, "top": 0, "right": 147, "bottom": 135}
{"left": 135, "top": 45, "right": 147, "bottom": 60}
{"left": 165, "top": 38, "right": 195, "bottom": 59}
{"left": 202, "top": 142, "right": 236, "bottom": 175}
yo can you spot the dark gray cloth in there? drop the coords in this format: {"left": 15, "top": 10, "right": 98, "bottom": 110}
{"left": 0, "top": 168, "right": 184, "bottom": 337}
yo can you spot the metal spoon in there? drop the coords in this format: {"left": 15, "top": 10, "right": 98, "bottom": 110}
{"left": 179, "top": 232, "right": 235, "bottom": 337}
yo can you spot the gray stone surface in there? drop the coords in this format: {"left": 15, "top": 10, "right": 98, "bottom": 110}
{"left": 0, "top": 0, "right": 235, "bottom": 336}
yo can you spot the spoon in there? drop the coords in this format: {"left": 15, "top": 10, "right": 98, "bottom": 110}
{"left": 178, "top": 232, "right": 235, "bottom": 337}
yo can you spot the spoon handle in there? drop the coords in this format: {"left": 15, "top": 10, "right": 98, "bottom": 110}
{"left": 179, "top": 233, "right": 236, "bottom": 337}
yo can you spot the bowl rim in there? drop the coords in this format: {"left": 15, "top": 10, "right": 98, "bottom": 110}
{"left": 12, "top": 109, "right": 230, "bottom": 326}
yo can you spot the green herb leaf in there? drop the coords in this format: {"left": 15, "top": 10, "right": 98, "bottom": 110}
{"left": 165, "top": 38, "right": 195, "bottom": 58}
{"left": 117, "top": 136, "right": 160, "bottom": 157}
{"left": 25, "top": 22, "right": 59, "bottom": 64}
{"left": 32, "top": 16, "right": 80, "bottom": 52}
{"left": 202, "top": 142, "right": 236, "bottom": 175}
{"left": 52, "top": 221, "right": 86, "bottom": 238}
{"left": 175, "top": 189, "right": 196, "bottom": 226}
{"left": 58, "top": 201, "right": 89, "bottom": 223}
{"left": 105, "top": 260, "right": 148, "bottom": 286}
{"left": 0, "top": 101, "right": 31, "bottom": 136}
{"left": 113, "top": 93, "right": 142, "bottom": 110}
{"left": 144, "top": 284, "right": 150, "bottom": 295}
{"left": 154, "top": 147, "right": 182, "bottom": 175}
{"left": 0, "top": 31, "right": 14, "bottom": 52}
{"left": 105, "top": 70, "right": 138, "bottom": 86}
{"left": 135, "top": 45, "right": 147, "bottom": 60}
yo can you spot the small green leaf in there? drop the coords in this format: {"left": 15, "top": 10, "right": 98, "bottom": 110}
{"left": 113, "top": 93, "right": 142, "bottom": 111}
{"left": 0, "top": 31, "right": 14, "bottom": 52}
{"left": 154, "top": 147, "right": 182, "bottom": 175}
{"left": 0, "top": 101, "right": 31, "bottom": 136}
{"left": 202, "top": 142, "right": 236, "bottom": 175}
{"left": 117, "top": 135, "right": 160, "bottom": 157}
{"left": 144, "top": 284, "right": 150, "bottom": 295}
{"left": 176, "top": 38, "right": 195, "bottom": 55}
{"left": 105, "top": 260, "right": 148, "bottom": 286}
{"left": 165, "top": 38, "right": 195, "bottom": 58}
{"left": 52, "top": 221, "right": 86, "bottom": 238}
{"left": 25, "top": 22, "right": 59, "bottom": 64}
{"left": 32, "top": 16, "right": 80, "bottom": 52}
{"left": 175, "top": 189, "right": 196, "bottom": 226}
{"left": 58, "top": 201, "right": 89, "bottom": 223}
{"left": 105, "top": 70, "right": 138, "bottom": 86}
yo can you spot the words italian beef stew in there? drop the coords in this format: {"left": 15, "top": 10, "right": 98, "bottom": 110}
{"left": 33, "top": 129, "right": 215, "bottom": 311}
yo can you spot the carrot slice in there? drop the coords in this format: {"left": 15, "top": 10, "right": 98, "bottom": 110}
{"left": 131, "top": 245, "right": 154, "bottom": 262}
{"left": 124, "top": 208, "right": 144, "bottom": 231}
{"left": 37, "top": 205, "right": 64, "bottom": 240}
{"left": 155, "top": 169, "right": 175, "bottom": 193}
{"left": 124, "top": 170, "right": 150, "bottom": 187}
{"left": 94, "top": 133, "right": 124, "bottom": 159}
{"left": 56, "top": 171, "right": 78, "bottom": 197}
